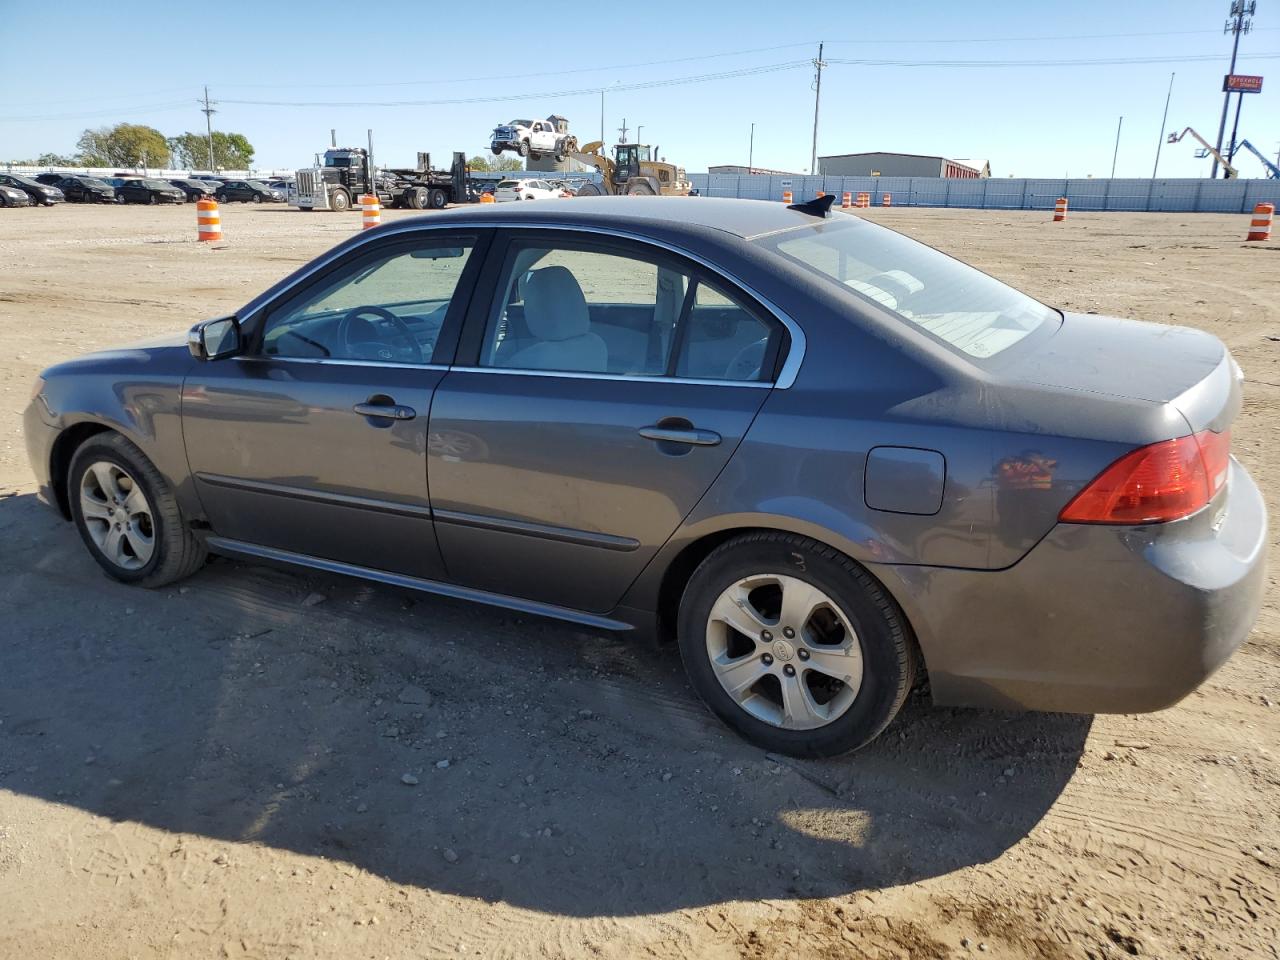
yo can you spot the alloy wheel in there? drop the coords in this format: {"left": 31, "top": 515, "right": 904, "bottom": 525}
{"left": 705, "top": 574, "right": 863, "bottom": 730}
{"left": 79, "top": 461, "right": 155, "bottom": 570}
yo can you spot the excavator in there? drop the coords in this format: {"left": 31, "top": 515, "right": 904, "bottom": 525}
{"left": 569, "top": 141, "right": 692, "bottom": 196}
{"left": 1166, "top": 127, "right": 1238, "bottom": 178}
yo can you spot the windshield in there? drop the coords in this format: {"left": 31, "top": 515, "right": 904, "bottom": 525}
{"left": 759, "top": 218, "right": 1056, "bottom": 360}
{"left": 10, "top": 175, "right": 39, "bottom": 187}
{"left": 247, "top": 180, "right": 268, "bottom": 189}
{"left": 82, "top": 178, "right": 108, "bottom": 187}
{"left": 143, "top": 179, "right": 173, "bottom": 189}
{"left": 508, "top": 119, "right": 531, "bottom": 127}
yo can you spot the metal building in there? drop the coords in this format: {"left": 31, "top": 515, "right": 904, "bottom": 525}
{"left": 818, "top": 152, "right": 987, "bottom": 178}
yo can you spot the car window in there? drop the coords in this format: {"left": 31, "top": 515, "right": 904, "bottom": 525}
{"left": 261, "top": 239, "right": 476, "bottom": 365}
{"left": 675, "top": 281, "right": 779, "bottom": 382}
{"left": 762, "top": 218, "right": 1055, "bottom": 360}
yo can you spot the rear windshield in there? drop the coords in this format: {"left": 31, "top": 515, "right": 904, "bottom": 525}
{"left": 497, "top": 180, "right": 518, "bottom": 188}
{"left": 143, "top": 179, "right": 173, "bottom": 189}
{"left": 758, "top": 218, "right": 1055, "bottom": 360}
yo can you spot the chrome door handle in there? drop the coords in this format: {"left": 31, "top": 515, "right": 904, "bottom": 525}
{"left": 638, "top": 426, "right": 722, "bottom": 446}
{"left": 353, "top": 401, "right": 416, "bottom": 420}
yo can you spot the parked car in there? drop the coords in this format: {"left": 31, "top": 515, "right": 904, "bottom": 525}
{"left": 24, "top": 196, "right": 1265, "bottom": 758}
{"left": 56, "top": 176, "right": 117, "bottom": 204}
{"left": 216, "top": 179, "right": 286, "bottom": 203}
{"left": 116, "top": 179, "right": 186, "bottom": 205}
{"left": 0, "top": 173, "right": 64, "bottom": 205}
{"left": 34, "top": 173, "right": 67, "bottom": 186}
{"left": 0, "top": 183, "right": 31, "bottom": 207}
{"left": 493, "top": 178, "right": 561, "bottom": 202}
{"left": 169, "top": 178, "right": 216, "bottom": 201}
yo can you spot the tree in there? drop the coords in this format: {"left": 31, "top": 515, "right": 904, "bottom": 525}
{"left": 76, "top": 123, "right": 171, "bottom": 167}
{"left": 5, "top": 152, "right": 79, "bottom": 166}
{"left": 467, "top": 153, "right": 523, "bottom": 173}
{"left": 168, "top": 131, "right": 255, "bottom": 171}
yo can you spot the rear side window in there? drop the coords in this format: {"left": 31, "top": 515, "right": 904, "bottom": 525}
{"left": 762, "top": 219, "right": 1055, "bottom": 360}
{"left": 478, "top": 238, "right": 781, "bottom": 382}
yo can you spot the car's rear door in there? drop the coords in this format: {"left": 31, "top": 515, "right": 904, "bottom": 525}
{"left": 427, "top": 228, "right": 790, "bottom": 613}
{"left": 182, "top": 229, "right": 490, "bottom": 579}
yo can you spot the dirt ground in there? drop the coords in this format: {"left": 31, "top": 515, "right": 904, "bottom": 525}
{"left": 0, "top": 203, "right": 1277, "bottom": 960}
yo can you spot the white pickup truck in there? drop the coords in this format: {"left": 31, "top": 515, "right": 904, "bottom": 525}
{"left": 490, "top": 119, "right": 577, "bottom": 161}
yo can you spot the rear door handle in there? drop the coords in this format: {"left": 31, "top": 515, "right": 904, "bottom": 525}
{"left": 638, "top": 425, "right": 721, "bottom": 446}
{"left": 353, "top": 401, "right": 416, "bottom": 420}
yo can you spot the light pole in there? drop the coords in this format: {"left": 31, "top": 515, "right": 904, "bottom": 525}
{"left": 1152, "top": 72, "right": 1175, "bottom": 179}
{"left": 637, "top": 125, "right": 644, "bottom": 145}
{"left": 1111, "top": 116, "right": 1123, "bottom": 179}
{"left": 809, "top": 43, "right": 826, "bottom": 177}
{"left": 748, "top": 122, "right": 755, "bottom": 174}
{"left": 1212, "top": 0, "right": 1255, "bottom": 178}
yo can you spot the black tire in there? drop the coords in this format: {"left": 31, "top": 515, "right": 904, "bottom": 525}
{"left": 575, "top": 181, "right": 604, "bottom": 197}
{"left": 68, "top": 432, "right": 207, "bottom": 588}
{"left": 148, "top": 194, "right": 158, "bottom": 205}
{"left": 251, "top": 194, "right": 262, "bottom": 203}
{"left": 427, "top": 188, "right": 447, "bottom": 209}
{"left": 491, "top": 147, "right": 503, "bottom": 156}
{"left": 330, "top": 189, "right": 351, "bottom": 212}
{"left": 677, "top": 533, "right": 915, "bottom": 758}
{"left": 408, "top": 187, "right": 428, "bottom": 210}
{"left": 518, "top": 140, "right": 530, "bottom": 157}
{"left": 626, "top": 181, "right": 656, "bottom": 196}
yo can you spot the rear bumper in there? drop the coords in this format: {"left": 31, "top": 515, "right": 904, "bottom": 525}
{"left": 877, "top": 458, "right": 1267, "bottom": 714}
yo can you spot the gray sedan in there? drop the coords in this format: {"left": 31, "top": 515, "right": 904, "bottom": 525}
{"left": 23, "top": 196, "right": 1266, "bottom": 756}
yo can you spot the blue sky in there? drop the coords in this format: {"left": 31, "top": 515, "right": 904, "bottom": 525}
{"left": 1, "top": 0, "right": 1277, "bottom": 178}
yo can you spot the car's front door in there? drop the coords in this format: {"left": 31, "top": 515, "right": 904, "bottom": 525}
{"left": 182, "top": 230, "right": 489, "bottom": 579}
{"left": 428, "top": 230, "right": 788, "bottom": 613}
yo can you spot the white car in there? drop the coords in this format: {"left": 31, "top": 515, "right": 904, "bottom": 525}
{"left": 493, "top": 178, "right": 562, "bottom": 202}
{"left": 490, "top": 119, "right": 576, "bottom": 160}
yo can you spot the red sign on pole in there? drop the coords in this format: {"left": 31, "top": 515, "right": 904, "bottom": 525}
{"left": 1224, "top": 74, "right": 1264, "bottom": 93}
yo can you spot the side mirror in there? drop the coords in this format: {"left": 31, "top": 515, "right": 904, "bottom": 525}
{"left": 188, "top": 316, "right": 242, "bottom": 361}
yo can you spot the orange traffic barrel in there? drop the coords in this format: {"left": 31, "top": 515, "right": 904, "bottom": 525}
{"left": 1246, "top": 202, "right": 1274, "bottom": 241}
{"left": 479, "top": 193, "right": 495, "bottom": 204}
{"left": 882, "top": 193, "right": 892, "bottom": 207}
{"left": 816, "top": 191, "right": 826, "bottom": 199}
{"left": 782, "top": 190, "right": 793, "bottom": 204}
{"left": 196, "top": 198, "right": 221, "bottom": 242}
{"left": 1054, "top": 197, "right": 1068, "bottom": 222}
{"left": 361, "top": 194, "right": 381, "bottom": 229}
{"left": 841, "top": 191, "right": 852, "bottom": 209}
{"left": 856, "top": 192, "right": 871, "bottom": 208}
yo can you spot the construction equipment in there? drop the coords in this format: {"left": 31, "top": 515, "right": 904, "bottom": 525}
{"left": 1166, "top": 128, "right": 1238, "bottom": 179}
{"left": 1233, "top": 139, "right": 1280, "bottom": 179}
{"left": 569, "top": 141, "right": 691, "bottom": 197}
{"left": 294, "top": 149, "right": 476, "bottom": 212}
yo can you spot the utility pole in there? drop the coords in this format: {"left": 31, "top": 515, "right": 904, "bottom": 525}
{"left": 1211, "top": 1, "right": 1255, "bottom": 178}
{"left": 618, "top": 119, "right": 629, "bottom": 143}
{"left": 600, "top": 89, "right": 604, "bottom": 144}
{"left": 198, "top": 85, "right": 217, "bottom": 172}
{"left": 809, "top": 42, "right": 826, "bottom": 175}
{"left": 748, "top": 122, "right": 755, "bottom": 174}
{"left": 1152, "top": 72, "right": 1175, "bottom": 179}
{"left": 1111, "top": 116, "right": 1123, "bottom": 178}
{"left": 1227, "top": 90, "right": 1245, "bottom": 164}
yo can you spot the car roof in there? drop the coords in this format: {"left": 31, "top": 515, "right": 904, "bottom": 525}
{"left": 419, "top": 196, "right": 836, "bottom": 241}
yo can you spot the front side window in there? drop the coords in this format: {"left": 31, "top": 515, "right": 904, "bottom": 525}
{"left": 261, "top": 239, "right": 475, "bottom": 364}
{"left": 479, "top": 239, "right": 780, "bottom": 381}
{"left": 761, "top": 219, "right": 1056, "bottom": 360}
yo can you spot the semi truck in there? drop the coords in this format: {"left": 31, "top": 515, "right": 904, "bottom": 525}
{"left": 293, "top": 148, "right": 478, "bottom": 211}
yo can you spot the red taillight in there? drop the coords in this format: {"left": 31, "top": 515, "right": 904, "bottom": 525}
{"left": 1059, "top": 430, "right": 1231, "bottom": 525}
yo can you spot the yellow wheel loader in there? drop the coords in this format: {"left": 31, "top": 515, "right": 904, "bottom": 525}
{"left": 569, "top": 142, "right": 692, "bottom": 197}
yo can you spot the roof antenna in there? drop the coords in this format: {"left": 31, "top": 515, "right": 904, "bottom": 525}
{"left": 788, "top": 193, "right": 836, "bottom": 217}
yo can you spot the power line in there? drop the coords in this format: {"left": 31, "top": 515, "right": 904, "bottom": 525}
{"left": 826, "top": 51, "right": 1280, "bottom": 67}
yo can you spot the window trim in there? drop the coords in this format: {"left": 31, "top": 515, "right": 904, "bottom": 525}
{"left": 243, "top": 231, "right": 490, "bottom": 367}
{"left": 459, "top": 228, "right": 789, "bottom": 385}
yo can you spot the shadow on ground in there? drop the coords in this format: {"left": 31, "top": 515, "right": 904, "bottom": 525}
{"left": 0, "top": 492, "right": 1090, "bottom": 916}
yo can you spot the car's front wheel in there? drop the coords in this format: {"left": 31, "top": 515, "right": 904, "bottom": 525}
{"left": 677, "top": 533, "right": 915, "bottom": 757}
{"left": 69, "top": 433, "right": 207, "bottom": 588}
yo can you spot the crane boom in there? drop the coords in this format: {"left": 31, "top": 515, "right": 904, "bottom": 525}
{"left": 1166, "top": 127, "right": 1238, "bottom": 179}
{"left": 1234, "top": 139, "right": 1280, "bottom": 179}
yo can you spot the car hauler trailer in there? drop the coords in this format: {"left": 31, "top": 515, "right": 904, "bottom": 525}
{"left": 294, "top": 150, "right": 477, "bottom": 211}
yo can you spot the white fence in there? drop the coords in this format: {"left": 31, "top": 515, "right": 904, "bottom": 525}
{"left": 689, "top": 173, "right": 1280, "bottom": 214}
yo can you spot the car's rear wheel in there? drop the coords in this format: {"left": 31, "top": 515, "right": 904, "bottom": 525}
{"left": 251, "top": 194, "right": 261, "bottom": 203}
{"left": 518, "top": 140, "right": 530, "bottom": 157}
{"left": 677, "top": 533, "right": 914, "bottom": 757}
{"left": 69, "top": 433, "right": 207, "bottom": 588}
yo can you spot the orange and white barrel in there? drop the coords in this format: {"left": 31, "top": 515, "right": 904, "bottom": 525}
{"left": 1054, "top": 197, "right": 1068, "bottom": 222}
{"left": 196, "top": 198, "right": 221, "bottom": 242}
{"left": 361, "top": 194, "right": 381, "bottom": 229}
{"left": 1246, "top": 202, "right": 1274, "bottom": 241}
{"left": 882, "top": 193, "right": 892, "bottom": 207}
{"left": 841, "top": 191, "right": 852, "bottom": 209}
{"left": 479, "top": 193, "right": 495, "bottom": 204}
{"left": 816, "top": 190, "right": 826, "bottom": 199}
{"left": 857, "top": 192, "right": 871, "bottom": 208}
{"left": 782, "top": 190, "right": 793, "bottom": 204}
